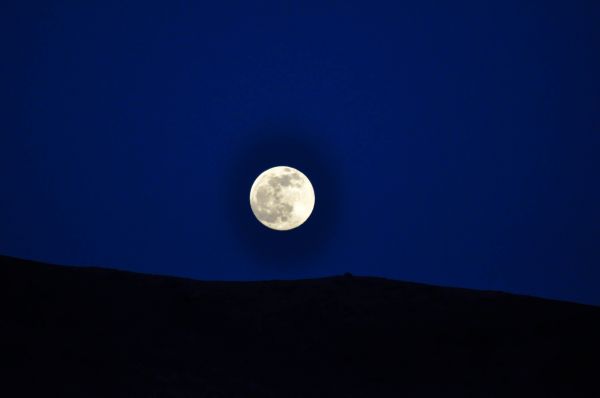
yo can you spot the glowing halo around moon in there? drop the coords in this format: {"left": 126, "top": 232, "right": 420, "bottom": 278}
{"left": 249, "top": 166, "right": 315, "bottom": 231}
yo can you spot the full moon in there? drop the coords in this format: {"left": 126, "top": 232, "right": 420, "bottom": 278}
{"left": 249, "top": 166, "right": 315, "bottom": 231}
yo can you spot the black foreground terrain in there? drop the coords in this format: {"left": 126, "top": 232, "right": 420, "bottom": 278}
{"left": 1, "top": 255, "right": 599, "bottom": 397}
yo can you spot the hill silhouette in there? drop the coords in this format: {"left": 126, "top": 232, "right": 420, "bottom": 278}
{"left": 1, "top": 255, "right": 598, "bottom": 397}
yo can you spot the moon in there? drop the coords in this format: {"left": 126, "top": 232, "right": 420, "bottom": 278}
{"left": 249, "top": 166, "right": 315, "bottom": 231}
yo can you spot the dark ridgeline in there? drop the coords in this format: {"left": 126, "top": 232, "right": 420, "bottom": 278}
{"left": 1, "top": 255, "right": 598, "bottom": 397}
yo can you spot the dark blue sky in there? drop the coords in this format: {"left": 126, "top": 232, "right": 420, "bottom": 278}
{"left": 1, "top": 1, "right": 599, "bottom": 305}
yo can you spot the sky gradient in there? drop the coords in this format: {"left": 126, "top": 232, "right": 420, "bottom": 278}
{"left": 1, "top": 0, "right": 599, "bottom": 305}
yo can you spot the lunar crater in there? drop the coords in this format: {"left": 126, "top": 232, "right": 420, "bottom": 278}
{"left": 250, "top": 166, "right": 315, "bottom": 231}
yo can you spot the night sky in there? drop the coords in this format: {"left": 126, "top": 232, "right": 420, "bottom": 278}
{"left": 1, "top": 1, "right": 599, "bottom": 305}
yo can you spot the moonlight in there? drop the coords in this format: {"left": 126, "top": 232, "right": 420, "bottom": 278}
{"left": 249, "top": 166, "right": 315, "bottom": 231}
